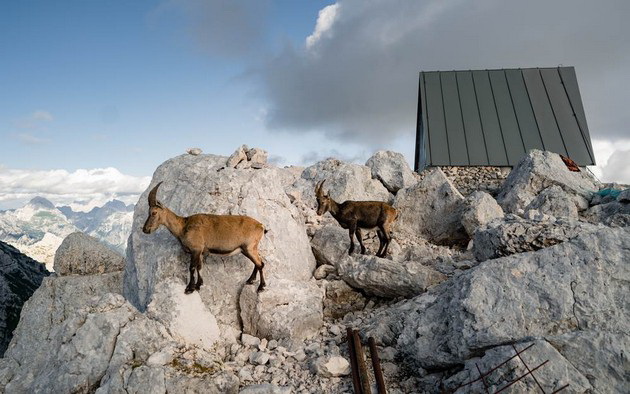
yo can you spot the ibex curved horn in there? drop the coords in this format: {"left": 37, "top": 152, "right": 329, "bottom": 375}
{"left": 315, "top": 180, "right": 326, "bottom": 196}
{"left": 148, "top": 181, "right": 163, "bottom": 207}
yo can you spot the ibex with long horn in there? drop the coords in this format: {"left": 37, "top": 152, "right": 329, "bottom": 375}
{"left": 315, "top": 180, "right": 397, "bottom": 257}
{"left": 142, "top": 182, "right": 267, "bottom": 293}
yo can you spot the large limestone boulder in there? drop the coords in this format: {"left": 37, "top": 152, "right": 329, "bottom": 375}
{"left": 460, "top": 191, "right": 504, "bottom": 237}
{"left": 363, "top": 227, "right": 630, "bottom": 371}
{"left": 310, "top": 225, "right": 350, "bottom": 266}
{"left": 496, "top": 150, "right": 597, "bottom": 214}
{"left": 336, "top": 255, "right": 446, "bottom": 298}
{"left": 365, "top": 151, "right": 416, "bottom": 193}
{"left": 239, "top": 279, "right": 323, "bottom": 342}
{"left": 295, "top": 158, "right": 392, "bottom": 207}
{"left": 473, "top": 215, "right": 601, "bottom": 261}
{"left": 54, "top": 231, "right": 125, "bottom": 275}
{"left": 124, "top": 154, "right": 316, "bottom": 333}
{"left": 393, "top": 168, "right": 467, "bottom": 245}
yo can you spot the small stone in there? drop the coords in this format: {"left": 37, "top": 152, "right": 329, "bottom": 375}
{"left": 259, "top": 338, "right": 268, "bottom": 351}
{"left": 268, "top": 339, "right": 278, "bottom": 351}
{"left": 186, "top": 147, "right": 202, "bottom": 155}
{"left": 249, "top": 351, "right": 270, "bottom": 365}
{"left": 312, "top": 356, "right": 351, "bottom": 377}
{"left": 329, "top": 325, "right": 342, "bottom": 337}
{"left": 242, "top": 333, "right": 261, "bottom": 348}
{"left": 313, "top": 264, "right": 336, "bottom": 280}
{"left": 238, "top": 367, "right": 254, "bottom": 382}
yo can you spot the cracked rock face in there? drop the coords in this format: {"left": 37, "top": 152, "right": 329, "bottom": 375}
{"left": 472, "top": 215, "right": 602, "bottom": 261}
{"left": 124, "top": 154, "right": 316, "bottom": 334}
{"left": 363, "top": 227, "right": 630, "bottom": 371}
{"left": 394, "top": 167, "right": 467, "bottom": 246}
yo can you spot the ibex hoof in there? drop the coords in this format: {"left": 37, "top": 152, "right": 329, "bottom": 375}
{"left": 257, "top": 285, "right": 266, "bottom": 293}
{"left": 246, "top": 279, "right": 255, "bottom": 285}
{"left": 184, "top": 286, "right": 195, "bottom": 294}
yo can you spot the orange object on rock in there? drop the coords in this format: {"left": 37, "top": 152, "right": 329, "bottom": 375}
{"left": 560, "top": 155, "right": 581, "bottom": 172}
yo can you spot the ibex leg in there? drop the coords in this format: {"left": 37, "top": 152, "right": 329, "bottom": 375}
{"left": 355, "top": 228, "right": 367, "bottom": 254}
{"left": 185, "top": 253, "right": 199, "bottom": 294}
{"left": 243, "top": 247, "right": 266, "bottom": 292}
{"left": 194, "top": 253, "right": 204, "bottom": 290}
{"left": 348, "top": 222, "right": 357, "bottom": 255}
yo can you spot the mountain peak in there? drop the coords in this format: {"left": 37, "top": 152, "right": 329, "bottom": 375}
{"left": 27, "top": 197, "right": 56, "bottom": 210}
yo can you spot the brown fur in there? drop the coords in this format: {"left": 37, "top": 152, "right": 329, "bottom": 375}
{"left": 315, "top": 180, "right": 398, "bottom": 257}
{"left": 143, "top": 182, "right": 266, "bottom": 294}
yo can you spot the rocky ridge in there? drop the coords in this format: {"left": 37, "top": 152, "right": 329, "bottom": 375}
{"left": 0, "top": 147, "right": 628, "bottom": 393}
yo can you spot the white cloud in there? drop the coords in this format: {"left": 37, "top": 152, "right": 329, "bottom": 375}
{"left": 15, "top": 110, "right": 54, "bottom": 129}
{"left": 0, "top": 166, "right": 151, "bottom": 211}
{"left": 14, "top": 133, "right": 50, "bottom": 145}
{"left": 591, "top": 139, "right": 630, "bottom": 184}
{"left": 306, "top": 3, "right": 340, "bottom": 50}
{"left": 31, "top": 110, "right": 53, "bottom": 122}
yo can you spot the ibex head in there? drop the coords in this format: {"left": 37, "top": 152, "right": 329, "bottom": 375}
{"left": 315, "top": 180, "right": 333, "bottom": 216}
{"left": 143, "top": 182, "right": 166, "bottom": 234}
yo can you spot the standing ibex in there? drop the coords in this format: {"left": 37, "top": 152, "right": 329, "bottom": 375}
{"left": 142, "top": 182, "right": 267, "bottom": 294}
{"left": 315, "top": 180, "right": 397, "bottom": 258}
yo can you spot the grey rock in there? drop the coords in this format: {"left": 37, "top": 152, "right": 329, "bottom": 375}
{"left": 365, "top": 151, "right": 416, "bottom": 193}
{"left": 240, "top": 279, "right": 323, "bottom": 342}
{"left": 394, "top": 168, "right": 467, "bottom": 246}
{"left": 582, "top": 201, "right": 630, "bottom": 227}
{"left": 296, "top": 158, "right": 392, "bottom": 207}
{"left": 497, "top": 150, "right": 598, "bottom": 214}
{"left": 124, "top": 154, "right": 316, "bottom": 333}
{"left": 311, "top": 355, "right": 351, "bottom": 377}
{"left": 525, "top": 185, "right": 579, "bottom": 220}
{"left": 310, "top": 225, "right": 351, "bottom": 266}
{"left": 364, "top": 227, "right": 630, "bottom": 370}
{"left": 442, "top": 340, "right": 591, "bottom": 393}
{"left": 473, "top": 216, "right": 601, "bottom": 261}
{"left": 617, "top": 189, "right": 630, "bottom": 203}
{"left": 246, "top": 148, "right": 268, "bottom": 169}
{"left": 0, "top": 241, "right": 49, "bottom": 356}
{"left": 249, "top": 351, "right": 270, "bottom": 365}
{"left": 241, "top": 333, "right": 262, "bottom": 348}
{"left": 54, "top": 231, "right": 124, "bottom": 275}
{"left": 323, "top": 279, "right": 366, "bottom": 319}
{"left": 187, "top": 147, "right": 202, "bottom": 155}
{"left": 313, "top": 264, "right": 336, "bottom": 280}
{"left": 547, "top": 330, "right": 630, "bottom": 394}
{"left": 226, "top": 144, "right": 248, "bottom": 168}
{"left": 336, "top": 255, "right": 447, "bottom": 298}
{"left": 460, "top": 191, "right": 504, "bottom": 237}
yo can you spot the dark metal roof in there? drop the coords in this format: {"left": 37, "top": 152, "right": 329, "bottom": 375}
{"left": 414, "top": 67, "right": 595, "bottom": 170}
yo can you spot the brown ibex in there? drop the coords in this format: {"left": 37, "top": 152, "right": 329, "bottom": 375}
{"left": 142, "top": 182, "right": 267, "bottom": 294}
{"left": 315, "top": 180, "right": 397, "bottom": 258}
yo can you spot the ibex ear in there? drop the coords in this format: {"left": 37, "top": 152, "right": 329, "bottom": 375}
{"left": 156, "top": 201, "right": 163, "bottom": 209}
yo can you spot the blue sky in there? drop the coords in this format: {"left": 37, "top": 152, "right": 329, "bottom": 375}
{"left": 1, "top": 0, "right": 629, "bottom": 210}
{"left": 0, "top": 1, "right": 339, "bottom": 175}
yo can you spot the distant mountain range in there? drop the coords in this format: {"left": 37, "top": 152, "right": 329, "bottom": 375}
{"left": 0, "top": 197, "right": 134, "bottom": 270}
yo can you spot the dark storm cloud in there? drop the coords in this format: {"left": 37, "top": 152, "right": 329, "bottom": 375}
{"left": 259, "top": 0, "right": 630, "bottom": 143}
